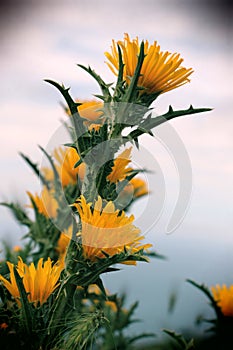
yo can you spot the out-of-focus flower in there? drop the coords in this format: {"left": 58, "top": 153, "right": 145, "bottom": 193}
{"left": 0, "top": 322, "right": 8, "bottom": 329}
{"left": 211, "top": 284, "right": 233, "bottom": 317}
{"left": 13, "top": 245, "right": 22, "bottom": 252}
{"left": 73, "top": 195, "right": 152, "bottom": 264}
{"left": 0, "top": 257, "right": 64, "bottom": 307}
{"left": 105, "top": 33, "right": 193, "bottom": 95}
{"left": 27, "top": 187, "right": 58, "bottom": 218}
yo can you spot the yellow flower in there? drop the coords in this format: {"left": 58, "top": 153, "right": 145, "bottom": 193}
{"left": 73, "top": 195, "right": 152, "bottom": 264}
{"left": 211, "top": 284, "right": 233, "bottom": 317}
{"left": 78, "top": 100, "right": 103, "bottom": 122}
{"left": 65, "top": 99, "right": 104, "bottom": 127}
{"left": 0, "top": 322, "right": 8, "bottom": 329}
{"left": 53, "top": 147, "right": 86, "bottom": 186}
{"left": 27, "top": 187, "right": 58, "bottom": 218}
{"left": 41, "top": 147, "right": 86, "bottom": 188}
{"left": 88, "top": 123, "right": 102, "bottom": 132}
{"left": 107, "top": 147, "right": 148, "bottom": 200}
{"left": 122, "top": 177, "right": 148, "bottom": 200}
{"left": 107, "top": 147, "right": 133, "bottom": 183}
{"left": 56, "top": 227, "right": 72, "bottom": 257}
{"left": 105, "top": 33, "right": 193, "bottom": 95}
{"left": 13, "top": 245, "right": 21, "bottom": 252}
{"left": 0, "top": 257, "right": 64, "bottom": 307}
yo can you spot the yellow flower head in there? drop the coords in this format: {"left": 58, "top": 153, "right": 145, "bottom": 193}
{"left": 105, "top": 33, "right": 193, "bottom": 95}
{"left": 54, "top": 147, "right": 85, "bottom": 186}
{"left": 56, "top": 227, "right": 72, "bottom": 257}
{"left": 211, "top": 284, "right": 233, "bottom": 317}
{"left": 125, "top": 177, "right": 148, "bottom": 199}
{"left": 27, "top": 187, "right": 58, "bottom": 218}
{"left": 107, "top": 148, "right": 148, "bottom": 203}
{"left": 13, "top": 245, "right": 22, "bottom": 252}
{"left": 107, "top": 147, "right": 133, "bottom": 183}
{"left": 65, "top": 99, "right": 104, "bottom": 127}
{"left": 73, "top": 195, "right": 152, "bottom": 264}
{"left": 78, "top": 100, "right": 103, "bottom": 122}
{"left": 0, "top": 257, "right": 64, "bottom": 307}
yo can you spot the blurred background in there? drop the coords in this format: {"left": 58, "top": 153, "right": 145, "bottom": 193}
{"left": 0, "top": 0, "right": 233, "bottom": 344}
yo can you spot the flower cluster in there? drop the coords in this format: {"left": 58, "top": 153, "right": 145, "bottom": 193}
{"left": 0, "top": 34, "right": 211, "bottom": 350}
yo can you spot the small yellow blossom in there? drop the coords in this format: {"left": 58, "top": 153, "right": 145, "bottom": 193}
{"left": 65, "top": 99, "right": 104, "bottom": 128}
{"left": 0, "top": 322, "right": 8, "bottom": 329}
{"left": 53, "top": 147, "right": 86, "bottom": 186}
{"left": 13, "top": 245, "right": 21, "bottom": 252}
{"left": 107, "top": 147, "right": 133, "bottom": 183}
{"left": 211, "top": 284, "right": 233, "bottom": 317}
{"left": 105, "top": 33, "right": 193, "bottom": 95}
{"left": 78, "top": 100, "right": 103, "bottom": 122}
{"left": 88, "top": 123, "right": 102, "bottom": 132}
{"left": 73, "top": 195, "right": 152, "bottom": 263}
{"left": 27, "top": 187, "right": 58, "bottom": 218}
{"left": 0, "top": 257, "right": 64, "bottom": 307}
{"left": 56, "top": 227, "right": 72, "bottom": 257}
{"left": 107, "top": 148, "right": 148, "bottom": 201}
{"left": 125, "top": 177, "right": 148, "bottom": 199}
{"left": 41, "top": 147, "right": 85, "bottom": 187}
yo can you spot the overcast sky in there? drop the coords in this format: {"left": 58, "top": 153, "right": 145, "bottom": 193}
{"left": 0, "top": 0, "right": 233, "bottom": 340}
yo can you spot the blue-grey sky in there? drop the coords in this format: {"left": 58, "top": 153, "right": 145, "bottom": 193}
{"left": 0, "top": 0, "right": 233, "bottom": 341}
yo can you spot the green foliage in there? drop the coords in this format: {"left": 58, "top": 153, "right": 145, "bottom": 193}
{"left": 163, "top": 330, "right": 195, "bottom": 350}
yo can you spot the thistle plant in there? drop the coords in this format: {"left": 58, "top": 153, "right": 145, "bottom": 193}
{"left": 187, "top": 280, "right": 233, "bottom": 349}
{"left": 0, "top": 34, "right": 211, "bottom": 350}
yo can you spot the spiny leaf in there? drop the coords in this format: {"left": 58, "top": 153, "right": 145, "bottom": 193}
{"left": 95, "top": 277, "right": 107, "bottom": 299}
{"left": 128, "top": 332, "right": 156, "bottom": 344}
{"left": 163, "top": 329, "right": 195, "bottom": 349}
{"left": 20, "top": 152, "right": 50, "bottom": 188}
{"left": 44, "top": 79, "right": 80, "bottom": 115}
{"left": 187, "top": 279, "right": 222, "bottom": 318}
{"left": 0, "top": 202, "right": 32, "bottom": 227}
{"left": 77, "top": 64, "right": 112, "bottom": 102}
{"left": 126, "top": 105, "right": 212, "bottom": 141}
{"left": 44, "top": 79, "right": 87, "bottom": 139}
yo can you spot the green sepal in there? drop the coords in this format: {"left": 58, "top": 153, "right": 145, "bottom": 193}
{"left": 73, "top": 158, "right": 83, "bottom": 169}
{"left": 20, "top": 152, "right": 50, "bottom": 189}
{"left": 112, "top": 44, "right": 125, "bottom": 100}
{"left": 122, "top": 41, "right": 145, "bottom": 103}
{"left": 13, "top": 266, "right": 34, "bottom": 335}
{"left": 77, "top": 64, "right": 112, "bottom": 102}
